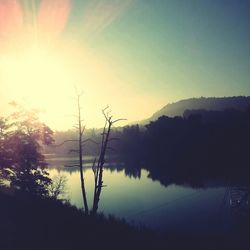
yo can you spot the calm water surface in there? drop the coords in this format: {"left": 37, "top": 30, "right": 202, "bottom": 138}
{"left": 47, "top": 157, "right": 228, "bottom": 233}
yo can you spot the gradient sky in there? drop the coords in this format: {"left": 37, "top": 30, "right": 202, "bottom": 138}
{"left": 0, "top": 0, "right": 249, "bottom": 130}
{"left": 72, "top": 0, "right": 250, "bottom": 98}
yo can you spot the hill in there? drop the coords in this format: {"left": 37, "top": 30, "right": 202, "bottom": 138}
{"left": 142, "top": 96, "right": 250, "bottom": 124}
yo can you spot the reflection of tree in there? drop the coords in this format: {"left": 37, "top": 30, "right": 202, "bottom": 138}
{"left": 113, "top": 108, "right": 250, "bottom": 187}
{"left": 219, "top": 185, "right": 250, "bottom": 231}
{"left": 229, "top": 186, "right": 250, "bottom": 218}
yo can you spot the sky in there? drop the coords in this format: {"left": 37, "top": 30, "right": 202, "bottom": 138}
{"left": 0, "top": 0, "right": 249, "bottom": 130}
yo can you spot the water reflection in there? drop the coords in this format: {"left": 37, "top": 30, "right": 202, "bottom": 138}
{"left": 227, "top": 186, "right": 250, "bottom": 225}
{"left": 46, "top": 162, "right": 218, "bottom": 232}
{"left": 46, "top": 156, "right": 250, "bottom": 233}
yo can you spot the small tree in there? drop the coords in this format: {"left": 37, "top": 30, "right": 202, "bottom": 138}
{"left": 0, "top": 105, "right": 54, "bottom": 196}
{"left": 48, "top": 175, "right": 67, "bottom": 200}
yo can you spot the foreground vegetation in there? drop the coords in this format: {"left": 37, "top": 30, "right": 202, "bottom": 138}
{"left": 1, "top": 186, "right": 250, "bottom": 250}
{"left": 0, "top": 187, "right": 175, "bottom": 250}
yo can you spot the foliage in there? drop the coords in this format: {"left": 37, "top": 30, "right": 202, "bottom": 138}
{"left": 113, "top": 108, "right": 250, "bottom": 187}
{"left": 0, "top": 106, "right": 54, "bottom": 196}
{"left": 48, "top": 175, "right": 68, "bottom": 199}
{"left": 1, "top": 189, "right": 249, "bottom": 250}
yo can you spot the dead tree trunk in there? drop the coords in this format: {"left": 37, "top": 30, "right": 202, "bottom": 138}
{"left": 92, "top": 107, "right": 125, "bottom": 214}
{"left": 77, "top": 95, "right": 89, "bottom": 214}
{"left": 52, "top": 104, "right": 124, "bottom": 216}
{"left": 92, "top": 120, "right": 110, "bottom": 214}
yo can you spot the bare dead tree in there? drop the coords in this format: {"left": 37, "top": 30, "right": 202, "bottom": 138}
{"left": 51, "top": 93, "right": 91, "bottom": 213}
{"left": 76, "top": 94, "right": 89, "bottom": 214}
{"left": 50, "top": 100, "right": 124, "bottom": 216}
{"left": 92, "top": 107, "right": 126, "bottom": 214}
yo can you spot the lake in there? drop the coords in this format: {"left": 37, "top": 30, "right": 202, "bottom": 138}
{"left": 47, "top": 156, "right": 233, "bottom": 234}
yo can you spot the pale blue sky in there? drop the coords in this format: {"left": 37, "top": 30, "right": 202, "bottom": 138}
{"left": 68, "top": 0, "right": 250, "bottom": 102}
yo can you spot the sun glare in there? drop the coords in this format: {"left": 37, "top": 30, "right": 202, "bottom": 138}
{"left": 0, "top": 39, "right": 130, "bottom": 130}
{"left": 3, "top": 46, "right": 73, "bottom": 96}
{"left": 0, "top": 0, "right": 160, "bottom": 130}
{"left": 0, "top": 43, "right": 81, "bottom": 128}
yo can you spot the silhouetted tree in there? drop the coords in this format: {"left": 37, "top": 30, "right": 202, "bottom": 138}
{"left": 0, "top": 117, "right": 12, "bottom": 184}
{"left": 76, "top": 94, "right": 89, "bottom": 213}
{"left": 48, "top": 175, "right": 67, "bottom": 199}
{"left": 92, "top": 107, "right": 125, "bottom": 214}
{"left": 53, "top": 93, "right": 95, "bottom": 213}
{"left": 0, "top": 105, "right": 54, "bottom": 196}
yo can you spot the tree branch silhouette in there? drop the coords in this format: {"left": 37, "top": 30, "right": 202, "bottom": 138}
{"left": 92, "top": 107, "right": 126, "bottom": 214}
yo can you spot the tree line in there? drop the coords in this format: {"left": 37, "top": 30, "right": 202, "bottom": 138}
{"left": 48, "top": 107, "right": 250, "bottom": 187}
{"left": 114, "top": 108, "right": 250, "bottom": 186}
{"left": 41, "top": 106, "right": 250, "bottom": 188}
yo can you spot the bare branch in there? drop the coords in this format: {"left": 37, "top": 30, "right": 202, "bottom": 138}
{"left": 64, "top": 164, "right": 79, "bottom": 168}
{"left": 51, "top": 139, "right": 79, "bottom": 147}
{"left": 81, "top": 125, "right": 86, "bottom": 136}
{"left": 107, "top": 110, "right": 112, "bottom": 118}
{"left": 82, "top": 139, "right": 99, "bottom": 145}
{"left": 103, "top": 106, "right": 109, "bottom": 112}
{"left": 112, "top": 118, "right": 127, "bottom": 124}
{"left": 92, "top": 158, "right": 97, "bottom": 174}
{"left": 102, "top": 106, "right": 110, "bottom": 121}
{"left": 48, "top": 175, "right": 68, "bottom": 199}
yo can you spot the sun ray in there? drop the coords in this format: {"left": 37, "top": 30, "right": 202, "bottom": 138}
{"left": 0, "top": 0, "right": 146, "bottom": 130}
{"left": 38, "top": 0, "right": 71, "bottom": 42}
{"left": 81, "top": 0, "right": 134, "bottom": 37}
{"left": 0, "top": 0, "right": 23, "bottom": 42}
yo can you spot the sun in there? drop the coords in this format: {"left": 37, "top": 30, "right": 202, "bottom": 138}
{"left": 0, "top": 43, "right": 82, "bottom": 127}
{"left": 0, "top": 0, "right": 135, "bottom": 129}
{"left": 0, "top": 0, "right": 161, "bottom": 130}
{"left": 4, "top": 45, "right": 73, "bottom": 94}
{"left": 0, "top": 40, "right": 127, "bottom": 130}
